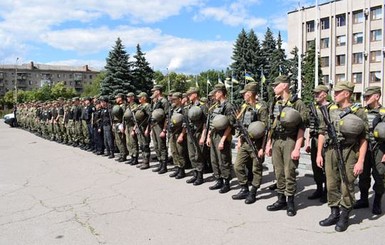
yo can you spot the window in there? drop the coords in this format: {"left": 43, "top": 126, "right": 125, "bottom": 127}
{"left": 352, "top": 52, "right": 363, "bottom": 64}
{"left": 321, "top": 17, "right": 329, "bottom": 30}
{"left": 336, "top": 35, "right": 346, "bottom": 46}
{"left": 370, "top": 71, "right": 381, "bottom": 83}
{"left": 69, "top": 74, "right": 73, "bottom": 79}
{"left": 322, "top": 75, "right": 329, "bottom": 85}
{"left": 353, "top": 10, "right": 364, "bottom": 24}
{"left": 307, "top": 20, "right": 315, "bottom": 32}
{"left": 321, "top": 57, "right": 329, "bottom": 67}
{"left": 371, "top": 6, "right": 382, "bottom": 20}
{"left": 306, "top": 40, "right": 315, "bottom": 51}
{"left": 352, "top": 32, "right": 363, "bottom": 44}
{"left": 320, "top": 38, "right": 329, "bottom": 48}
{"left": 336, "top": 14, "right": 346, "bottom": 27}
{"left": 371, "top": 29, "right": 382, "bottom": 42}
{"left": 57, "top": 74, "right": 61, "bottom": 78}
{"left": 352, "top": 73, "right": 363, "bottom": 84}
{"left": 336, "top": 55, "right": 345, "bottom": 66}
{"left": 336, "top": 74, "right": 345, "bottom": 82}
{"left": 370, "top": 50, "right": 382, "bottom": 63}
{"left": 89, "top": 75, "right": 93, "bottom": 79}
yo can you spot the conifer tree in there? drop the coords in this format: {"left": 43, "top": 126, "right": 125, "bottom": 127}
{"left": 302, "top": 41, "right": 322, "bottom": 103}
{"left": 101, "top": 38, "right": 133, "bottom": 97}
{"left": 132, "top": 44, "right": 154, "bottom": 94}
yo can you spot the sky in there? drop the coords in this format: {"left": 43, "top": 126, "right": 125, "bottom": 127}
{"left": 0, "top": 0, "right": 325, "bottom": 74}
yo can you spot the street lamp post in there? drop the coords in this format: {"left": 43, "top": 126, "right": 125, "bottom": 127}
{"left": 14, "top": 57, "right": 19, "bottom": 104}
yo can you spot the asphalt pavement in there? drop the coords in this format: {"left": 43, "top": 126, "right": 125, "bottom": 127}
{"left": 0, "top": 120, "right": 384, "bottom": 245}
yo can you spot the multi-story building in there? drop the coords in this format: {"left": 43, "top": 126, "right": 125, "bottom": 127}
{"left": 0, "top": 61, "right": 100, "bottom": 96}
{"left": 288, "top": 0, "right": 385, "bottom": 104}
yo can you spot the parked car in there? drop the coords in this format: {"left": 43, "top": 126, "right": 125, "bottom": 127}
{"left": 3, "top": 113, "right": 16, "bottom": 127}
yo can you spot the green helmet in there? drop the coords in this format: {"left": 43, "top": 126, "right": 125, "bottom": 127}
{"left": 188, "top": 105, "right": 203, "bottom": 121}
{"left": 171, "top": 113, "right": 184, "bottom": 128}
{"left": 280, "top": 107, "right": 302, "bottom": 129}
{"left": 152, "top": 108, "right": 165, "bottom": 122}
{"left": 111, "top": 105, "right": 124, "bottom": 119}
{"left": 123, "top": 108, "right": 133, "bottom": 121}
{"left": 339, "top": 113, "right": 365, "bottom": 139}
{"left": 373, "top": 122, "right": 385, "bottom": 141}
{"left": 135, "top": 110, "right": 146, "bottom": 122}
{"left": 247, "top": 121, "right": 266, "bottom": 140}
{"left": 212, "top": 114, "right": 229, "bottom": 131}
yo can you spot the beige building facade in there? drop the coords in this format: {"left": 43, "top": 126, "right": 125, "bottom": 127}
{"left": 0, "top": 61, "right": 99, "bottom": 96}
{"left": 288, "top": 0, "right": 385, "bottom": 104}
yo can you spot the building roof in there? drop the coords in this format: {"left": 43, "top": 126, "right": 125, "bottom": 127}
{"left": 0, "top": 61, "right": 99, "bottom": 72}
{"left": 288, "top": 0, "right": 343, "bottom": 15}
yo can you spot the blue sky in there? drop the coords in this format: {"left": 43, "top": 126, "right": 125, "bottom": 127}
{"left": 0, "top": 0, "right": 323, "bottom": 74}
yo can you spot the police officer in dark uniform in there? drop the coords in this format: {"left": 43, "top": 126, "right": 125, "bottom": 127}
{"left": 100, "top": 96, "right": 115, "bottom": 159}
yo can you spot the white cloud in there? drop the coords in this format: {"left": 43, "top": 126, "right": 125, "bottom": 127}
{"left": 195, "top": 0, "right": 266, "bottom": 29}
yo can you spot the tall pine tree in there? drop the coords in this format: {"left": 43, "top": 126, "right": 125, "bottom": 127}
{"left": 132, "top": 44, "right": 154, "bottom": 95}
{"left": 302, "top": 41, "right": 322, "bottom": 103}
{"left": 261, "top": 28, "right": 277, "bottom": 83}
{"left": 101, "top": 38, "right": 133, "bottom": 97}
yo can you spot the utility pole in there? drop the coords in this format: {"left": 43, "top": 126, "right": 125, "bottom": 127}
{"left": 14, "top": 57, "right": 19, "bottom": 104}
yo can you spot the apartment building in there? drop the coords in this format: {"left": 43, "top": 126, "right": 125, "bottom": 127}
{"left": 0, "top": 61, "right": 100, "bottom": 96}
{"left": 288, "top": 0, "right": 385, "bottom": 104}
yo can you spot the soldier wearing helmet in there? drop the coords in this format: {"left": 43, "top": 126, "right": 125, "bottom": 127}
{"left": 205, "top": 83, "right": 235, "bottom": 194}
{"left": 265, "top": 75, "right": 308, "bottom": 217}
{"left": 231, "top": 82, "right": 268, "bottom": 204}
{"left": 167, "top": 92, "right": 188, "bottom": 179}
{"left": 354, "top": 86, "right": 385, "bottom": 215}
{"left": 316, "top": 81, "right": 368, "bottom": 232}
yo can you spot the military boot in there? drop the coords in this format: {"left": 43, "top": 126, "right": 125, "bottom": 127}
{"left": 372, "top": 193, "right": 383, "bottom": 215}
{"left": 186, "top": 171, "right": 197, "bottom": 184}
{"left": 267, "top": 193, "right": 287, "bottom": 211}
{"left": 209, "top": 178, "right": 223, "bottom": 190}
{"left": 245, "top": 186, "right": 258, "bottom": 204}
{"left": 126, "top": 155, "right": 134, "bottom": 164}
{"left": 130, "top": 154, "right": 139, "bottom": 166}
{"left": 319, "top": 207, "right": 340, "bottom": 226}
{"left": 193, "top": 171, "right": 204, "bottom": 186}
{"left": 219, "top": 179, "right": 231, "bottom": 194}
{"left": 152, "top": 162, "right": 162, "bottom": 172}
{"left": 232, "top": 185, "right": 249, "bottom": 200}
{"left": 335, "top": 207, "right": 351, "bottom": 232}
{"left": 158, "top": 161, "right": 167, "bottom": 174}
{"left": 108, "top": 153, "right": 115, "bottom": 159}
{"left": 175, "top": 168, "right": 186, "bottom": 179}
{"left": 308, "top": 184, "right": 323, "bottom": 200}
{"left": 118, "top": 154, "right": 127, "bottom": 162}
{"left": 169, "top": 167, "right": 180, "bottom": 178}
{"left": 287, "top": 196, "right": 297, "bottom": 216}
{"left": 353, "top": 191, "right": 369, "bottom": 209}
{"left": 140, "top": 159, "right": 150, "bottom": 170}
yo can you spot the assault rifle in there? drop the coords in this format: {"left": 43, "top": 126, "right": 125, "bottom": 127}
{"left": 319, "top": 105, "right": 353, "bottom": 204}
{"left": 261, "top": 96, "right": 277, "bottom": 153}
{"left": 231, "top": 107, "right": 259, "bottom": 159}
{"left": 309, "top": 102, "right": 320, "bottom": 138}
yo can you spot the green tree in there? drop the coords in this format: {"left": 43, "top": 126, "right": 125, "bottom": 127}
{"left": 101, "top": 37, "right": 133, "bottom": 97}
{"left": 261, "top": 27, "right": 277, "bottom": 83}
{"left": 51, "top": 82, "right": 77, "bottom": 99}
{"left": 132, "top": 44, "right": 154, "bottom": 95}
{"left": 302, "top": 41, "right": 322, "bottom": 103}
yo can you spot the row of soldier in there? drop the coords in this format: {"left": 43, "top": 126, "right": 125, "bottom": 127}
{"left": 14, "top": 75, "right": 385, "bottom": 233}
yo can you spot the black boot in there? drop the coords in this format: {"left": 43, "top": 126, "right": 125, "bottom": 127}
{"left": 186, "top": 171, "right": 197, "bottom": 184}
{"left": 232, "top": 185, "right": 249, "bottom": 200}
{"left": 308, "top": 184, "right": 323, "bottom": 200}
{"left": 118, "top": 154, "right": 127, "bottom": 162}
{"left": 267, "top": 193, "right": 287, "bottom": 211}
{"left": 353, "top": 191, "right": 369, "bottom": 209}
{"left": 169, "top": 167, "right": 180, "bottom": 178}
{"left": 372, "top": 193, "right": 383, "bottom": 215}
{"left": 108, "top": 153, "right": 115, "bottom": 159}
{"left": 219, "top": 179, "right": 231, "bottom": 194}
{"left": 126, "top": 155, "right": 134, "bottom": 164}
{"left": 245, "top": 186, "right": 258, "bottom": 204}
{"left": 268, "top": 183, "right": 277, "bottom": 190}
{"left": 152, "top": 162, "right": 162, "bottom": 172}
{"left": 129, "top": 155, "right": 139, "bottom": 166}
{"left": 140, "top": 159, "right": 150, "bottom": 170}
{"left": 175, "top": 168, "right": 186, "bottom": 179}
{"left": 335, "top": 207, "right": 351, "bottom": 232}
{"left": 319, "top": 207, "right": 340, "bottom": 226}
{"left": 287, "top": 196, "right": 297, "bottom": 216}
{"left": 209, "top": 178, "right": 223, "bottom": 190}
{"left": 193, "top": 171, "right": 204, "bottom": 186}
{"left": 158, "top": 161, "right": 167, "bottom": 174}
